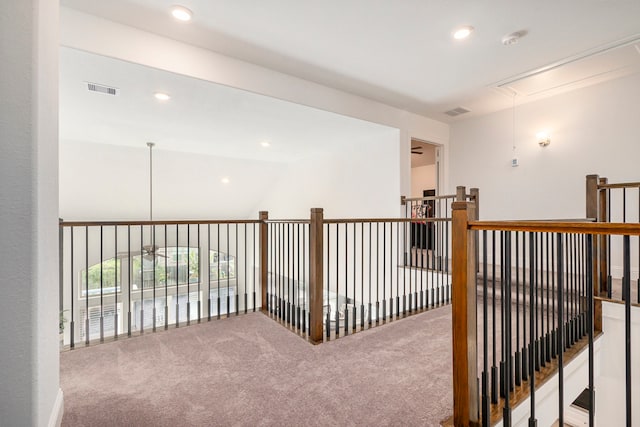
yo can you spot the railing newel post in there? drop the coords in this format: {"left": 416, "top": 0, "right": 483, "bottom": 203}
{"left": 309, "top": 208, "right": 324, "bottom": 343}
{"left": 259, "top": 211, "right": 269, "bottom": 311}
{"left": 598, "top": 178, "right": 609, "bottom": 301}
{"left": 452, "top": 201, "right": 479, "bottom": 426}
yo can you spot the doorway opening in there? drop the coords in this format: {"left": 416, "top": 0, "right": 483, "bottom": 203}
{"left": 410, "top": 139, "right": 439, "bottom": 197}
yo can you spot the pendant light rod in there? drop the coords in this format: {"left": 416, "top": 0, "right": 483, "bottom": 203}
{"left": 146, "top": 142, "right": 155, "bottom": 221}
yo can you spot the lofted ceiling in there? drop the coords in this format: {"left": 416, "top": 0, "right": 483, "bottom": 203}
{"left": 60, "top": 0, "right": 640, "bottom": 122}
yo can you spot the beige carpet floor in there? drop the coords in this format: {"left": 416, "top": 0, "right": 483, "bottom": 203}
{"left": 60, "top": 307, "right": 453, "bottom": 426}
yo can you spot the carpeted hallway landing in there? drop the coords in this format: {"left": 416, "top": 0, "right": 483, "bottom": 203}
{"left": 61, "top": 307, "right": 453, "bottom": 426}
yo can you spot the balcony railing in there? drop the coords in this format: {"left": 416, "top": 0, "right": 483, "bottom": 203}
{"left": 60, "top": 188, "right": 479, "bottom": 348}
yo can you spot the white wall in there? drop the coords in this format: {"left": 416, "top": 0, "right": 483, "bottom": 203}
{"left": 411, "top": 165, "right": 437, "bottom": 198}
{"left": 258, "top": 130, "right": 401, "bottom": 219}
{"left": 450, "top": 72, "right": 640, "bottom": 221}
{"left": 59, "top": 7, "right": 450, "bottom": 210}
{"left": 0, "top": 0, "right": 62, "bottom": 425}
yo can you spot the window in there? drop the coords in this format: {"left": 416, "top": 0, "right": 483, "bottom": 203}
{"left": 80, "top": 258, "right": 121, "bottom": 297}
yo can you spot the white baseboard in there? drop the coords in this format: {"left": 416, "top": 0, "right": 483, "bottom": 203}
{"left": 48, "top": 388, "right": 64, "bottom": 427}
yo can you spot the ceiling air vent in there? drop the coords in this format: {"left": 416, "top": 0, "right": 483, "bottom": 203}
{"left": 87, "top": 82, "right": 119, "bottom": 96}
{"left": 444, "top": 107, "right": 470, "bottom": 117}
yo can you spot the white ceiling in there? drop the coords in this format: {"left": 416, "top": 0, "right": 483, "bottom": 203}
{"left": 60, "top": 0, "right": 640, "bottom": 122}
{"left": 59, "top": 47, "right": 397, "bottom": 161}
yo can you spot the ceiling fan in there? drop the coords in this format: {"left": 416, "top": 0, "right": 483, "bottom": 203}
{"left": 411, "top": 146, "right": 423, "bottom": 155}
{"left": 117, "top": 142, "right": 166, "bottom": 260}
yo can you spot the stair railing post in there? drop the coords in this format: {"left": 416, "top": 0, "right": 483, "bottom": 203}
{"left": 309, "top": 208, "right": 324, "bottom": 343}
{"left": 598, "top": 177, "right": 609, "bottom": 301}
{"left": 452, "top": 201, "right": 479, "bottom": 426}
{"left": 585, "top": 175, "right": 603, "bottom": 331}
{"left": 259, "top": 211, "right": 269, "bottom": 311}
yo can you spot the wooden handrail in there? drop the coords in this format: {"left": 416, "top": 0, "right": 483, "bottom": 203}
{"left": 468, "top": 220, "right": 640, "bottom": 235}
{"left": 324, "top": 217, "right": 451, "bottom": 224}
{"left": 598, "top": 181, "right": 640, "bottom": 189}
{"left": 403, "top": 194, "right": 459, "bottom": 202}
{"left": 60, "top": 219, "right": 261, "bottom": 227}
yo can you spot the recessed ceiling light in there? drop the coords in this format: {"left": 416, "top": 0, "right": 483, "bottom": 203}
{"left": 170, "top": 5, "right": 192, "bottom": 21}
{"left": 453, "top": 26, "right": 474, "bottom": 40}
{"left": 221, "top": 177, "right": 230, "bottom": 184}
{"left": 260, "top": 141, "right": 271, "bottom": 148}
{"left": 154, "top": 92, "right": 171, "bottom": 101}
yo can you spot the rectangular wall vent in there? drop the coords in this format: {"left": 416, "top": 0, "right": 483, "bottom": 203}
{"left": 87, "top": 82, "right": 119, "bottom": 96}
{"left": 444, "top": 107, "right": 470, "bottom": 117}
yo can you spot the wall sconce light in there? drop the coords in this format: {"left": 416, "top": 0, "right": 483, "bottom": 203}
{"left": 537, "top": 131, "right": 551, "bottom": 147}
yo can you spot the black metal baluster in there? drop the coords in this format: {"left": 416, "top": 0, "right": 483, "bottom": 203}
{"left": 345, "top": 223, "right": 349, "bottom": 334}
{"left": 335, "top": 223, "right": 339, "bottom": 336}
{"left": 383, "top": 222, "right": 387, "bottom": 320}
{"left": 529, "top": 231, "right": 537, "bottom": 426}
{"left": 446, "top": 205, "right": 450, "bottom": 304}
{"left": 244, "top": 223, "right": 247, "bottom": 315}
{"left": 409, "top": 219, "right": 414, "bottom": 313}
{"left": 226, "top": 223, "right": 230, "bottom": 319}
{"left": 515, "top": 232, "right": 521, "bottom": 386}
{"left": 217, "top": 224, "right": 221, "bottom": 320}
{"left": 235, "top": 224, "right": 239, "bottom": 317}
{"left": 533, "top": 233, "right": 539, "bottom": 372}
{"left": 503, "top": 231, "right": 512, "bottom": 425}
{"left": 296, "top": 223, "right": 304, "bottom": 329}
{"left": 164, "top": 224, "right": 170, "bottom": 330}
{"left": 481, "top": 230, "right": 490, "bottom": 426}
{"left": 287, "top": 223, "right": 291, "bottom": 325}
{"left": 419, "top": 217, "right": 423, "bottom": 309}
{"left": 86, "top": 226, "right": 89, "bottom": 344}
{"left": 428, "top": 217, "right": 433, "bottom": 308}
{"left": 546, "top": 233, "right": 551, "bottom": 363}
{"left": 551, "top": 233, "right": 556, "bottom": 358}
{"left": 198, "top": 225, "right": 202, "bottom": 322}
{"left": 152, "top": 225, "right": 157, "bottom": 331}
{"left": 376, "top": 222, "right": 380, "bottom": 324}
{"left": 353, "top": 222, "right": 357, "bottom": 331}
{"left": 127, "top": 226, "right": 131, "bottom": 337}
{"left": 500, "top": 231, "right": 505, "bottom": 398}
{"left": 68, "top": 227, "right": 75, "bottom": 348}
{"left": 114, "top": 226, "right": 118, "bottom": 339}
{"left": 389, "top": 221, "right": 393, "bottom": 319}
{"left": 175, "top": 224, "right": 179, "bottom": 327}
{"left": 623, "top": 235, "right": 632, "bottom": 427}
{"left": 396, "top": 221, "right": 400, "bottom": 319}
{"left": 557, "top": 233, "right": 564, "bottom": 427}
{"left": 608, "top": 189, "right": 612, "bottom": 298}
{"left": 186, "top": 225, "right": 190, "bottom": 326}
{"left": 207, "top": 224, "right": 211, "bottom": 320}
{"left": 268, "top": 223, "right": 273, "bottom": 314}
{"left": 491, "top": 230, "right": 498, "bottom": 404}
{"left": 100, "top": 226, "right": 104, "bottom": 341}
{"left": 140, "top": 225, "right": 145, "bottom": 334}
{"left": 361, "top": 222, "right": 365, "bottom": 328}
{"left": 369, "top": 222, "right": 373, "bottom": 326}
{"left": 302, "top": 223, "right": 306, "bottom": 331}
{"left": 253, "top": 222, "right": 256, "bottom": 312}
{"left": 403, "top": 219, "right": 407, "bottom": 316}
{"left": 522, "top": 232, "right": 528, "bottom": 382}
{"left": 586, "top": 234, "right": 595, "bottom": 427}
{"left": 326, "top": 224, "right": 330, "bottom": 338}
